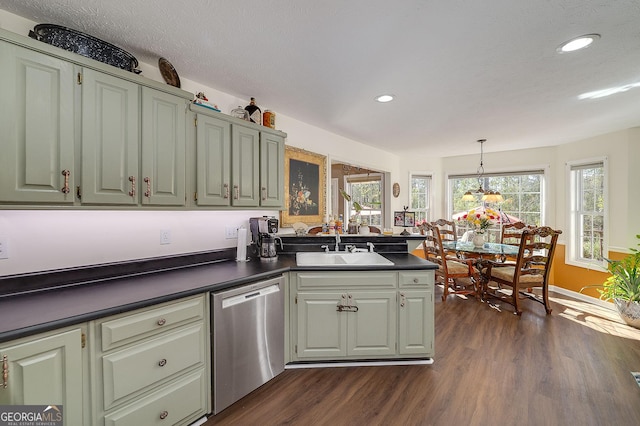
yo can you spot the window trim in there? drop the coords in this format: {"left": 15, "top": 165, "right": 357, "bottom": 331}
{"left": 565, "top": 157, "right": 609, "bottom": 270}
{"left": 409, "top": 172, "right": 432, "bottom": 226}
{"left": 446, "top": 166, "right": 548, "bottom": 227}
{"left": 343, "top": 172, "right": 385, "bottom": 226}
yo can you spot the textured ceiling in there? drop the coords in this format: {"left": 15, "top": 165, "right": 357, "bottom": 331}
{"left": 2, "top": 0, "right": 640, "bottom": 157}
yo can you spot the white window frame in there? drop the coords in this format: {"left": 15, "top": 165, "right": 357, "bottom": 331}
{"left": 344, "top": 172, "right": 385, "bottom": 226}
{"left": 409, "top": 173, "right": 432, "bottom": 226}
{"left": 566, "top": 157, "right": 608, "bottom": 270}
{"left": 447, "top": 167, "right": 547, "bottom": 226}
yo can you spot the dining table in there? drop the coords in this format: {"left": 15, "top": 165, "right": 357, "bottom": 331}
{"left": 441, "top": 241, "right": 519, "bottom": 261}
{"left": 441, "top": 241, "right": 520, "bottom": 301}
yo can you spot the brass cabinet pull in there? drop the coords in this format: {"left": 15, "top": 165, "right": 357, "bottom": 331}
{"left": 158, "top": 359, "right": 167, "bottom": 367}
{"left": 233, "top": 185, "right": 239, "bottom": 199}
{"left": 2, "top": 355, "right": 7, "bottom": 388}
{"left": 337, "top": 294, "right": 358, "bottom": 312}
{"left": 336, "top": 304, "right": 358, "bottom": 312}
{"left": 400, "top": 293, "right": 406, "bottom": 308}
{"left": 61, "top": 170, "right": 70, "bottom": 194}
{"left": 128, "top": 176, "right": 136, "bottom": 197}
{"left": 144, "top": 177, "right": 151, "bottom": 198}
{"left": 157, "top": 318, "right": 166, "bottom": 326}
{"left": 261, "top": 186, "right": 266, "bottom": 200}
{"left": 224, "top": 183, "right": 229, "bottom": 199}
{"left": 159, "top": 410, "right": 169, "bottom": 420}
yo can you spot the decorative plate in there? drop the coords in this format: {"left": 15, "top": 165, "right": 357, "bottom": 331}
{"left": 393, "top": 182, "right": 400, "bottom": 198}
{"left": 158, "top": 57, "right": 180, "bottom": 88}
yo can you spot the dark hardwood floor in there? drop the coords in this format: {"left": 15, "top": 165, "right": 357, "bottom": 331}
{"left": 204, "top": 289, "right": 640, "bottom": 425}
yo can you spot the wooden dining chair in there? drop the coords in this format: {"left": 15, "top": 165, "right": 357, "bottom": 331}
{"left": 500, "top": 222, "right": 534, "bottom": 262}
{"left": 483, "top": 226, "right": 562, "bottom": 315}
{"left": 422, "top": 223, "right": 479, "bottom": 301}
{"left": 431, "top": 218, "right": 458, "bottom": 243}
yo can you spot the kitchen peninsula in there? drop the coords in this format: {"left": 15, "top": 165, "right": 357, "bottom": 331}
{"left": 0, "top": 236, "right": 435, "bottom": 424}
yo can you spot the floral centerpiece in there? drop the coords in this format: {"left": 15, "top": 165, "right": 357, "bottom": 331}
{"left": 458, "top": 207, "right": 500, "bottom": 233}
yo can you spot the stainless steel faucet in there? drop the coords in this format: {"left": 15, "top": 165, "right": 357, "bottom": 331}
{"left": 367, "top": 242, "right": 375, "bottom": 252}
{"left": 334, "top": 233, "right": 341, "bottom": 251}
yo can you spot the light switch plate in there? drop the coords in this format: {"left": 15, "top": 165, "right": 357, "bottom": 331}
{"left": 160, "top": 230, "right": 171, "bottom": 245}
{"left": 0, "top": 237, "right": 8, "bottom": 259}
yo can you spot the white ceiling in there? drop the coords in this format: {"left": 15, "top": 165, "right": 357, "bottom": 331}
{"left": 2, "top": 0, "right": 640, "bottom": 157}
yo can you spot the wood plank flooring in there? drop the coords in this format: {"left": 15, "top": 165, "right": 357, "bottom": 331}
{"left": 204, "top": 289, "right": 640, "bottom": 425}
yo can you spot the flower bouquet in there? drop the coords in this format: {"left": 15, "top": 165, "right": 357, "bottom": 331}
{"left": 458, "top": 207, "right": 500, "bottom": 234}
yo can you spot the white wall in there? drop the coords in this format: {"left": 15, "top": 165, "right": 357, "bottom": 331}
{"left": 0, "top": 9, "right": 403, "bottom": 277}
{"left": 399, "top": 128, "right": 640, "bottom": 251}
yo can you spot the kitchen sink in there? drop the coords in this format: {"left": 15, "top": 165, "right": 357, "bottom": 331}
{"left": 296, "top": 251, "right": 394, "bottom": 267}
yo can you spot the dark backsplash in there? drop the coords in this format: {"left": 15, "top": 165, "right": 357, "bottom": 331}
{"left": 0, "top": 248, "right": 236, "bottom": 297}
{"left": 276, "top": 235, "right": 410, "bottom": 254}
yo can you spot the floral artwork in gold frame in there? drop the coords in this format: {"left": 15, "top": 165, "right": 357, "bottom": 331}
{"left": 280, "top": 146, "right": 326, "bottom": 227}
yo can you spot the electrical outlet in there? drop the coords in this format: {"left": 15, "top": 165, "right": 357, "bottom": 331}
{"left": 225, "top": 226, "right": 238, "bottom": 239}
{"left": 160, "top": 230, "right": 171, "bottom": 245}
{"left": 0, "top": 237, "right": 8, "bottom": 259}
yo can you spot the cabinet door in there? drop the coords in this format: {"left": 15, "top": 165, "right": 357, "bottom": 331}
{"left": 0, "top": 42, "right": 75, "bottom": 203}
{"left": 0, "top": 328, "right": 84, "bottom": 425}
{"left": 348, "top": 291, "right": 397, "bottom": 357}
{"left": 398, "top": 290, "right": 434, "bottom": 355}
{"left": 259, "top": 132, "right": 284, "bottom": 207}
{"left": 195, "top": 114, "right": 231, "bottom": 206}
{"left": 296, "top": 292, "right": 347, "bottom": 359}
{"left": 141, "top": 87, "right": 186, "bottom": 206}
{"left": 231, "top": 124, "right": 260, "bottom": 206}
{"left": 81, "top": 68, "right": 139, "bottom": 204}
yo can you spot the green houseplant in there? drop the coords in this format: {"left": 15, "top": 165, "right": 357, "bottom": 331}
{"left": 585, "top": 234, "right": 640, "bottom": 328}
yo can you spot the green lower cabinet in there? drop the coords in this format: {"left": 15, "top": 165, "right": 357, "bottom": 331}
{"left": 91, "top": 295, "right": 209, "bottom": 425}
{"left": 347, "top": 291, "right": 397, "bottom": 357}
{"left": 103, "top": 369, "right": 207, "bottom": 426}
{"left": 398, "top": 290, "right": 434, "bottom": 355}
{"left": 296, "top": 292, "right": 348, "bottom": 358}
{"left": 0, "top": 327, "right": 85, "bottom": 425}
{"left": 291, "top": 270, "right": 434, "bottom": 362}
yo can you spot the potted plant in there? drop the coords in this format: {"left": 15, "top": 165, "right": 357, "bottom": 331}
{"left": 584, "top": 234, "right": 640, "bottom": 329}
{"left": 339, "top": 189, "right": 363, "bottom": 233}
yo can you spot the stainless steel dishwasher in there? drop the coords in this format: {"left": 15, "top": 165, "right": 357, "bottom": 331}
{"left": 211, "top": 275, "right": 285, "bottom": 414}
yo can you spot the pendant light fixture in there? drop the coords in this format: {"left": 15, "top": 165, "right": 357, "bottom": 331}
{"left": 461, "top": 139, "right": 504, "bottom": 203}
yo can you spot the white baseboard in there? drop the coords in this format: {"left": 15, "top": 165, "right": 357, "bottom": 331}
{"left": 549, "top": 285, "right": 614, "bottom": 310}
{"left": 286, "top": 359, "right": 434, "bottom": 369}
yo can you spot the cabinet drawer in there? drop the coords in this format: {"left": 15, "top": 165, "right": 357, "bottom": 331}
{"left": 398, "top": 271, "right": 434, "bottom": 288}
{"left": 100, "top": 295, "right": 205, "bottom": 351}
{"left": 102, "top": 323, "right": 205, "bottom": 410}
{"left": 104, "top": 368, "right": 207, "bottom": 426}
{"left": 295, "top": 271, "right": 397, "bottom": 289}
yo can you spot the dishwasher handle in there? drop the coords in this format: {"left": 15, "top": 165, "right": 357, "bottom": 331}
{"left": 221, "top": 284, "right": 280, "bottom": 309}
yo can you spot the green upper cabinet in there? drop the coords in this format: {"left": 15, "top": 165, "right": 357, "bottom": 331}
{"left": 141, "top": 87, "right": 187, "bottom": 206}
{"left": 231, "top": 124, "right": 261, "bottom": 207}
{"left": 195, "top": 114, "right": 231, "bottom": 206}
{"left": 260, "top": 132, "right": 285, "bottom": 207}
{"left": 0, "top": 28, "right": 281, "bottom": 210}
{"left": 194, "top": 106, "right": 286, "bottom": 209}
{"left": 0, "top": 41, "right": 76, "bottom": 204}
{"left": 81, "top": 68, "right": 140, "bottom": 205}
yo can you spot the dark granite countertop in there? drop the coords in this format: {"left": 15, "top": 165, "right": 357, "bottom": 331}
{"left": 0, "top": 250, "right": 435, "bottom": 344}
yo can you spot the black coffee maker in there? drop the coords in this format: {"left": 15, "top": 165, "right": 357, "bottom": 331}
{"left": 249, "top": 217, "right": 281, "bottom": 261}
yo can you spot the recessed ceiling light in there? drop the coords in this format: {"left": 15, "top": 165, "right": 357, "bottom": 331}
{"left": 578, "top": 81, "right": 640, "bottom": 100}
{"left": 557, "top": 34, "right": 600, "bottom": 53}
{"left": 375, "top": 94, "right": 395, "bottom": 103}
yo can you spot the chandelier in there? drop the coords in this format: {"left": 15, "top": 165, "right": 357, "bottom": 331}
{"left": 461, "top": 139, "right": 504, "bottom": 203}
